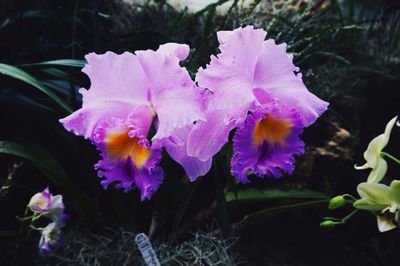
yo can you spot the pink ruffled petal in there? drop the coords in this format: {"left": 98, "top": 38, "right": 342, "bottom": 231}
{"left": 231, "top": 99, "right": 305, "bottom": 183}
{"left": 252, "top": 40, "right": 328, "bottom": 126}
{"left": 60, "top": 52, "right": 151, "bottom": 139}
{"left": 196, "top": 26, "right": 266, "bottom": 115}
{"left": 156, "top": 43, "right": 190, "bottom": 61}
{"left": 162, "top": 125, "right": 212, "bottom": 181}
{"left": 187, "top": 109, "right": 235, "bottom": 162}
{"left": 82, "top": 52, "right": 149, "bottom": 105}
{"left": 95, "top": 120, "right": 163, "bottom": 201}
{"left": 136, "top": 50, "right": 204, "bottom": 140}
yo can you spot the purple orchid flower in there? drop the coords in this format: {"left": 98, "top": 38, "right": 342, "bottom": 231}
{"left": 187, "top": 26, "right": 328, "bottom": 181}
{"left": 60, "top": 43, "right": 211, "bottom": 200}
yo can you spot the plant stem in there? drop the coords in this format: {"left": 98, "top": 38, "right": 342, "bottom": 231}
{"left": 169, "top": 176, "right": 201, "bottom": 245}
{"left": 343, "top": 194, "right": 358, "bottom": 202}
{"left": 381, "top": 152, "right": 400, "bottom": 165}
{"left": 341, "top": 209, "right": 359, "bottom": 224}
{"left": 213, "top": 157, "right": 231, "bottom": 238}
{"left": 11, "top": 207, "right": 29, "bottom": 266}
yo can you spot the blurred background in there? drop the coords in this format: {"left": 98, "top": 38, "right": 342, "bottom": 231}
{"left": 0, "top": 0, "right": 399, "bottom": 265}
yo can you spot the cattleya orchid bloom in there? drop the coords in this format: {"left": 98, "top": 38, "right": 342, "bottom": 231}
{"left": 188, "top": 26, "right": 328, "bottom": 181}
{"left": 28, "top": 187, "right": 64, "bottom": 221}
{"left": 354, "top": 180, "right": 400, "bottom": 232}
{"left": 38, "top": 214, "right": 67, "bottom": 252}
{"left": 60, "top": 43, "right": 210, "bottom": 200}
{"left": 354, "top": 116, "right": 398, "bottom": 183}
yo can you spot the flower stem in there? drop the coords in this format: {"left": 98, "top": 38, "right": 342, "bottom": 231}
{"left": 213, "top": 156, "right": 231, "bottom": 238}
{"left": 340, "top": 209, "right": 359, "bottom": 224}
{"left": 343, "top": 194, "right": 358, "bottom": 202}
{"left": 381, "top": 152, "right": 400, "bottom": 165}
{"left": 168, "top": 176, "right": 201, "bottom": 245}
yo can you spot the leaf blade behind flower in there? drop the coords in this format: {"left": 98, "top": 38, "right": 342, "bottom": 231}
{"left": 0, "top": 63, "right": 72, "bottom": 113}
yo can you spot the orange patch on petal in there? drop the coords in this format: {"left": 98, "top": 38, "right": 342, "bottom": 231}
{"left": 105, "top": 130, "right": 151, "bottom": 169}
{"left": 253, "top": 115, "right": 292, "bottom": 146}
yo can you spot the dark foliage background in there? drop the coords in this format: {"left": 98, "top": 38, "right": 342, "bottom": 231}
{"left": 0, "top": 0, "right": 399, "bottom": 265}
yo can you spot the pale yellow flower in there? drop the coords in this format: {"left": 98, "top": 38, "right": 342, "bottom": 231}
{"left": 354, "top": 180, "right": 400, "bottom": 232}
{"left": 354, "top": 116, "right": 398, "bottom": 183}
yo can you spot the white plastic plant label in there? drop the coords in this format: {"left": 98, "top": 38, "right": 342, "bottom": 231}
{"left": 135, "top": 233, "right": 161, "bottom": 266}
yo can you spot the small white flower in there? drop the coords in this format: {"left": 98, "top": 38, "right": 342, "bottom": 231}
{"left": 28, "top": 187, "right": 65, "bottom": 221}
{"left": 38, "top": 222, "right": 62, "bottom": 252}
{"left": 354, "top": 116, "right": 397, "bottom": 183}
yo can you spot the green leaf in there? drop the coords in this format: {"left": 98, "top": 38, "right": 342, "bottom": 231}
{"left": 40, "top": 68, "right": 71, "bottom": 79}
{"left": 22, "top": 59, "right": 86, "bottom": 68}
{"left": 225, "top": 189, "right": 329, "bottom": 202}
{"left": 0, "top": 141, "right": 96, "bottom": 217}
{"left": 0, "top": 63, "right": 72, "bottom": 113}
{"left": 0, "top": 141, "right": 69, "bottom": 186}
{"left": 242, "top": 199, "right": 329, "bottom": 226}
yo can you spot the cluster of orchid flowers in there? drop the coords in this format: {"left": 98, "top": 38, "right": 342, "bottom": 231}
{"left": 24, "top": 187, "right": 67, "bottom": 252}
{"left": 324, "top": 116, "right": 400, "bottom": 232}
{"left": 60, "top": 26, "right": 328, "bottom": 200}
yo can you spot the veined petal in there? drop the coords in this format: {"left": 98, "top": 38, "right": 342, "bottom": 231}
{"left": 354, "top": 182, "right": 392, "bottom": 211}
{"left": 157, "top": 43, "right": 190, "bottom": 61}
{"left": 162, "top": 125, "right": 212, "bottom": 181}
{"left": 231, "top": 99, "right": 304, "bottom": 183}
{"left": 136, "top": 50, "right": 204, "bottom": 140}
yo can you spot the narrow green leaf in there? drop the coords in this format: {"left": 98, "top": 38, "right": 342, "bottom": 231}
{"left": 225, "top": 189, "right": 329, "bottom": 202}
{"left": 0, "top": 141, "right": 67, "bottom": 186}
{"left": 40, "top": 68, "right": 70, "bottom": 79}
{"left": 242, "top": 199, "right": 329, "bottom": 226}
{"left": 0, "top": 63, "right": 72, "bottom": 113}
{"left": 0, "top": 141, "right": 96, "bottom": 217}
{"left": 22, "top": 59, "right": 86, "bottom": 68}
